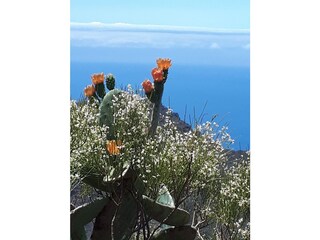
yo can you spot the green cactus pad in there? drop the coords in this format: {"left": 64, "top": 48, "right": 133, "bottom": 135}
{"left": 71, "top": 226, "right": 87, "bottom": 240}
{"left": 102, "top": 165, "right": 136, "bottom": 191}
{"left": 148, "top": 81, "right": 164, "bottom": 136}
{"left": 83, "top": 166, "right": 145, "bottom": 194}
{"left": 150, "top": 226, "right": 197, "bottom": 240}
{"left": 95, "top": 82, "right": 106, "bottom": 99}
{"left": 141, "top": 195, "right": 190, "bottom": 226}
{"left": 106, "top": 74, "right": 115, "bottom": 90}
{"left": 99, "top": 89, "right": 122, "bottom": 139}
{"left": 70, "top": 198, "right": 109, "bottom": 239}
{"left": 112, "top": 191, "right": 138, "bottom": 240}
{"left": 103, "top": 164, "right": 134, "bottom": 182}
{"left": 91, "top": 199, "right": 117, "bottom": 240}
{"left": 82, "top": 173, "right": 115, "bottom": 192}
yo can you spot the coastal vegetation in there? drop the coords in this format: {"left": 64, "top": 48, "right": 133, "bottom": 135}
{"left": 70, "top": 59, "right": 250, "bottom": 240}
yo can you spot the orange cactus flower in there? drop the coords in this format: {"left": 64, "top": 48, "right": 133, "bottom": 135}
{"left": 142, "top": 79, "right": 154, "bottom": 93}
{"left": 91, "top": 72, "right": 105, "bottom": 85}
{"left": 106, "top": 140, "right": 121, "bottom": 155}
{"left": 156, "top": 58, "right": 172, "bottom": 70}
{"left": 84, "top": 85, "right": 95, "bottom": 97}
{"left": 151, "top": 68, "right": 164, "bottom": 82}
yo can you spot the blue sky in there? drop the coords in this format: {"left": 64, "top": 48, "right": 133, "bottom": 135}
{"left": 70, "top": 22, "right": 250, "bottom": 66}
{"left": 71, "top": 0, "right": 250, "bottom": 29}
{"left": 70, "top": 1, "right": 250, "bottom": 66}
{"left": 70, "top": 0, "right": 250, "bottom": 148}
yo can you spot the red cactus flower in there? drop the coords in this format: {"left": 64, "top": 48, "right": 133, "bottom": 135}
{"left": 84, "top": 85, "right": 95, "bottom": 97}
{"left": 156, "top": 58, "right": 172, "bottom": 70}
{"left": 106, "top": 140, "right": 121, "bottom": 155}
{"left": 91, "top": 72, "right": 105, "bottom": 85}
{"left": 142, "top": 79, "right": 154, "bottom": 93}
{"left": 151, "top": 68, "right": 164, "bottom": 82}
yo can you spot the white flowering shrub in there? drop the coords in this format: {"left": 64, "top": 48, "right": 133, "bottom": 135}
{"left": 70, "top": 99, "right": 109, "bottom": 190}
{"left": 110, "top": 87, "right": 152, "bottom": 173}
{"left": 70, "top": 87, "right": 250, "bottom": 240}
{"left": 209, "top": 154, "right": 250, "bottom": 240}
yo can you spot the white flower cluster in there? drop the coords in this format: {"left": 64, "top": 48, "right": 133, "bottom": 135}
{"left": 110, "top": 87, "right": 152, "bottom": 171}
{"left": 209, "top": 153, "right": 250, "bottom": 240}
{"left": 70, "top": 99, "right": 109, "bottom": 189}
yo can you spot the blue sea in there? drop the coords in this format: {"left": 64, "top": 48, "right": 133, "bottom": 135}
{"left": 71, "top": 62, "right": 250, "bottom": 150}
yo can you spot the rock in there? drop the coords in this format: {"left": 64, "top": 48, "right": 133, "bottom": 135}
{"left": 159, "top": 104, "right": 192, "bottom": 133}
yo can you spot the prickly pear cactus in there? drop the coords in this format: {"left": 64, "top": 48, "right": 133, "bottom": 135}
{"left": 112, "top": 191, "right": 138, "bottom": 240}
{"left": 95, "top": 82, "right": 106, "bottom": 99}
{"left": 106, "top": 74, "right": 115, "bottom": 90}
{"left": 150, "top": 226, "right": 197, "bottom": 240}
{"left": 142, "top": 195, "right": 190, "bottom": 226}
{"left": 70, "top": 198, "right": 109, "bottom": 240}
{"left": 156, "top": 184, "right": 175, "bottom": 229}
{"left": 99, "top": 89, "right": 122, "bottom": 139}
{"left": 156, "top": 184, "right": 175, "bottom": 208}
{"left": 74, "top": 59, "right": 199, "bottom": 240}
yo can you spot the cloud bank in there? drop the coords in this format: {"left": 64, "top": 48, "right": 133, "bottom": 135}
{"left": 71, "top": 22, "right": 249, "bottom": 34}
{"left": 71, "top": 22, "right": 250, "bottom": 49}
{"left": 70, "top": 22, "right": 250, "bottom": 66}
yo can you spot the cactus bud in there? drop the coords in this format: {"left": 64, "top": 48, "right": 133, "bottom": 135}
{"left": 142, "top": 79, "right": 154, "bottom": 93}
{"left": 91, "top": 73, "right": 105, "bottom": 85}
{"left": 90, "top": 73, "right": 106, "bottom": 99}
{"left": 84, "top": 85, "right": 95, "bottom": 97}
{"left": 151, "top": 68, "right": 164, "bottom": 82}
{"left": 156, "top": 58, "right": 171, "bottom": 83}
{"left": 106, "top": 73, "right": 115, "bottom": 90}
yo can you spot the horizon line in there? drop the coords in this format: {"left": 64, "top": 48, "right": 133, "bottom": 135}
{"left": 71, "top": 22, "right": 250, "bottom": 35}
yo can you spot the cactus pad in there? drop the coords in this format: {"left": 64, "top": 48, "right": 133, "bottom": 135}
{"left": 142, "top": 195, "right": 190, "bottom": 226}
{"left": 150, "top": 226, "right": 197, "bottom": 240}
{"left": 70, "top": 198, "right": 109, "bottom": 240}
{"left": 99, "top": 89, "right": 122, "bottom": 139}
{"left": 106, "top": 74, "right": 115, "bottom": 90}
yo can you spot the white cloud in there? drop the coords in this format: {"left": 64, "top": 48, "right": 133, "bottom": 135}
{"left": 71, "top": 22, "right": 249, "bottom": 35}
{"left": 210, "top": 42, "right": 220, "bottom": 49}
{"left": 70, "top": 22, "right": 250, "bottom": 49}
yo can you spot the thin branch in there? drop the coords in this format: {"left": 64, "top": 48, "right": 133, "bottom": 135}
{"left": 148, "top": 155, "right": 194, "bottom": 239}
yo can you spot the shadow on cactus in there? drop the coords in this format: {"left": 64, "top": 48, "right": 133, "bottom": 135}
{"left": 70, "top": 58, "right": 250, "bottom": 240}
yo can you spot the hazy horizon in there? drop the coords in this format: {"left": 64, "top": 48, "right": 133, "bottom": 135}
{"left": 71, "top": 22, "right": 250, "bottom": 67}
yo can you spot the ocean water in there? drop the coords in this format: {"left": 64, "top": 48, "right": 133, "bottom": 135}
{"left": 71, "top": 62, "right": 250, "bottom": 150}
